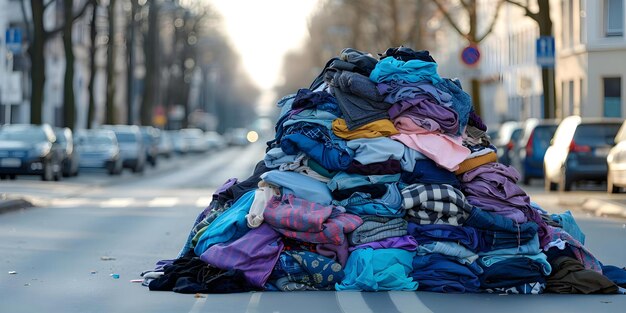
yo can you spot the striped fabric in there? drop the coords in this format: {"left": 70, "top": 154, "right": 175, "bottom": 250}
{"left": 401, "top": 183, "right": 472, "bottom": 225}
{"left": 264, "top": 194, "right": 363, "bottom": 245}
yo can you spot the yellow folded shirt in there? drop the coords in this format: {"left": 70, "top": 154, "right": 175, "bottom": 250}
{"left": 332, "top": 118, "right": 399, "bottom": 140}
{"left": 454, "top": 151, "right": 498, "bottom": 175}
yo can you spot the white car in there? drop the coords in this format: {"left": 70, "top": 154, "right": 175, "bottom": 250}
{"left": 180, "top": 128, "right": 209, "bottom": 153}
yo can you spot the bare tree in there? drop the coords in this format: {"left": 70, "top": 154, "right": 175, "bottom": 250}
{"left": 27, "top": 0, "right": 92, "bottom": 126}
{"left": 430, "top": 0, "right": 506, "bottom": 116}
{"left": 87, "top": 0, "right": 99, "bottom": 129}
{"left": 105, "top": 0, "right": 116, "bottom": 125}
{"left": 140, "top": 0, "right": 159, "bottom": 126}
{"left": 504, "top": 0, "right": 555, "bottom": 118}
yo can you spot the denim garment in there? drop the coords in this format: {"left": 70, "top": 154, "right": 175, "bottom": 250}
{"left": 407, "top": 223, "right": 485, "bottom": 252}
{"left": 281, "top": 122, "right": 354, "bottom": 171}
{"left": 369, "top": 57, "right": 443, "bottom": 85}
{"left": 264, "top": 147, "right": 298, "bottom": 169}
{"left": 333, "top": 183, "right": 403, "bottom": 217}
{"left": 261, "top": 170, "right": 332, "bottom": 205}
{"left": 282, "top": 109, "right": 341, "bottom": 128}
{"left": 193, "top": 190, "right": 255, "bottom": 256}
{"left": 464, "top": 207, "right": 539, "bottom": 239}
{"left": 411, "top": 253, "right": 480, "bottom": 293}
{"left": 479, "top": 234, "right": 541, "bottom": 256}
{"left": 549, "top": 210, "right": 586, "bottom": 244}
{"left": 336, "top": 248, "right": 417, "bottom": 291}
{"left": 601, "top": 265, "right": 626, "bottom": 287}
{"left": 434, "top": 78, "right": 472, "bottom": 135}
{"left": 400, "top": 146, "right": 428, "bottom": 172}
{"left": 479, "top": 252, "right": 552, "bottom": 276}
{"left": 346, "top": 137, "right": 405, "bottom": 165}
{"left": 349, "top": 235, "right": 419, "bottom": 252}
{"left": 401, "top": 158, "right": 461, "bottom": 188}
{"left": 417, "top": 241, "right": 479, "bottom": 265}
{"left": 327, "top": 172, "right": 401, "bottom": 191}
{"left": 479, "top": 257, "right": 546, "bottom": 289}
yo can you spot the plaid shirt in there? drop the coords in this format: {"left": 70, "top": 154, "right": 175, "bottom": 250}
{"left": 401, "top": 183, "right": 472, "bottom": 225}
{"left": 264, "top": 194, "right": 363, "bottom": 245}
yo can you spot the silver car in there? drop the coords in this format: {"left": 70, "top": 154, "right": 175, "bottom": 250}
{"left": 100, "top": 125, "right": 146, "bottom": 173}
{"left": 607, "top": 120, "right": 626, "bottom": 193}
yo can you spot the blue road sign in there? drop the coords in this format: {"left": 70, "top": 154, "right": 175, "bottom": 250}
{"left": 536, "top": 36, "right": 555, "bottom": 67}
{"left": 5, "top": 28, "right": 22, "bottom": 54}
{"left": 461, "top": 45, "right": 480, "bottom": 67}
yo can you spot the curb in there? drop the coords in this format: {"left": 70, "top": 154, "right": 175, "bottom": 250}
{"left": 581, "top": 198, "right": 626, "bottom": 219}
{"left": 0, "top": 198, "right": 35, "bottom": 215}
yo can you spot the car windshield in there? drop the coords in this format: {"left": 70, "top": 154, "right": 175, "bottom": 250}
{"left": 79, "top": 135, "right": 114, "bottom": 145}
{"left": 574, "top": 124, "right": 622, "bottom": 146}
{"left": 0, "top": 128, "right": 47, "bottom": 142}
{"left": 532, "top": 125, "right": 558, "bottom": 147}
{"left": 115, "top": 132, "right": 137, "bottom": 143}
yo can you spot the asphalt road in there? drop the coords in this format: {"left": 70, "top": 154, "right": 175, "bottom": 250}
{"left": 1, "top": 143, "right": 626, "bottom": 313}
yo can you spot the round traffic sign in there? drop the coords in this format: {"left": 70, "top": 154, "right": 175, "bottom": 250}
{"left": 461, "top": 45, "right": 481, "bottom": 67}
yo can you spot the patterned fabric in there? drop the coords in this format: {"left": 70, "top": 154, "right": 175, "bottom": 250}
{"left": 484, "top": 282, "right": 545, "bottom": 294}
{"left": 401, "top": 183, "right": 472, "bottom": 225}
{"left": 349, "top": 216, "right": 407, "bottom": 245}
{"left": 263, "top": 194, "right": 363, "bottom": 245}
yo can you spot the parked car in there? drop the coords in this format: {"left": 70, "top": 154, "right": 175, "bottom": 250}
{"left": 544, "top": 116, "right": 622, "bottom": 191}
{"left": 75, "top": 129, "right": 123, "bottom": 175}
{"left": 100, "top": 125, "right": 146, "bottom": 173}
{"left": 493, "top": 121, "right": 523, "bottom": 166}
{"left": 157, "top": 130, "right": 174, "bottom": 158}
{"left": 606, "top": 120, "right": 626, "bottom": 193}
{"left": 168, "top": 130, "right": 189, "bottom": 155}
{"left": 139, "top": 126, "right": 160, "bottom": 167}
{"left": 0, "top": 123, "right": 63, "bottom": 181}
{"left": 510, "top": 118, "right": 559, "bottom": 185}
{"left": 53, "top": 127, "right": 80, "bottom": 177}
{"left": 204, "top": 131, "right": 226, "bottom": 150}
{"left": 180, "top": 128, "right": 209, "bottom": 153}
{"left": 225, "top": 128, "right": 250, "bottom": 146}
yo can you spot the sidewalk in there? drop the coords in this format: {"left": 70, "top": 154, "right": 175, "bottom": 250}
{"left": 580, "top": 198, "right": 626, "bottom": 219}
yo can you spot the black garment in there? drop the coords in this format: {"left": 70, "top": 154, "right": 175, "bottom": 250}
{"left": 292, "top": 88, "right": 337, "bottom": 110}
{"left": 346, "top": 159, "right": 402, "bottom": 175}
{"left": 379, "top": 47, "right": 436, "bottom": 63}
{"left": 219, "top": 161, "right": 270, "bottom": 204}
{"left": 309, "top": 48, "right": 378, "bottom": 90}
{"left": 479, "top": 257, "right": 546, "bottom": 289}
{"left": 546, "top": 257, "right": 618, "bottom": 294}
{"left": 148, "top": 256, "right": 257, "bottom": 293}
{"left": 331, "top": 183, "right": 389, "bottom": 201}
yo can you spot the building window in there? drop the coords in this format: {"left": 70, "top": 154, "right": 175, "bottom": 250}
{"left": 579, "top": 0, "right": 586, "bottom": 44}
{"left": 568, "top": 0, "right": 575, "bottom": 46}
{"left": 568, "top": 80, "right": 575, "bottom": 116}
{"left": 562, "top": 0, "right": 569, "bottom": 47}
{"left": 603, "top": 77, "right": 622, "bottom": 117}
{"left": 605, "top": 0, "right": 624, "bottom": 37}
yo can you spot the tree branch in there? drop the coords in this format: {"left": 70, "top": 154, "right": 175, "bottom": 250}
{"left": 44, "top": 0, "right": 57, "bottom": 10}
{"left": 504, "top": 0, "right": 539, "bottom": 22}
{"left": 45, "top": 0, "right": 95, "bottom": 37}
{"left": 20, "top": 0, "right": 33, "bottom": 41}
{"left": 431, "top": 0, "right": 470, "bottom": 41}
{"left": 476, "top": 0, "right": 506, "bottom": 43}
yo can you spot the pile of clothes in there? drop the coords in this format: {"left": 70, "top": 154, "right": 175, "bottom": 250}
{"left": 142, "top": 47, "right": 626, "bottom": 295}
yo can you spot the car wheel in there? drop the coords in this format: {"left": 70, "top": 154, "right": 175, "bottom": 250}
{"left": 558, "top": 169, "right": 573, "bottom": 192}
{"left": 9, "top": 174, "right": 16, "bottom": 180}
{"left": 41, "top": 161, "right": 54, "bottom": 181}
{"left": 608, "top": 171, "right": 621, "bottom": 194}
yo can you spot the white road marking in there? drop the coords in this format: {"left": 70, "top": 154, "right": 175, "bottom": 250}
{"left": 148, "top": 197, "right": 179, "bottom": 207}
{"left": 49, "top": 198, "right": 91, "bottom": 207}
{"left": 336, "top": 292, "right": 374, "bottom": 313}
{"left": 99, "top": 198, "right": 134, "bottom": 208}
{"left": 195, "top": 197, "right": 211, "bottom": 208}
{"left": 246, "top": 292, "right": 262, "bottom": 313}
{"left": 188, "top": 295, "right": 207, "bottom": 313}
{"left": 389, "top": 292, "right": 433, "bottom": 313}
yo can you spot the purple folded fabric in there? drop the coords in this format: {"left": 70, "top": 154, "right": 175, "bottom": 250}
{"left": 349, "top": 235, "right": 419, "bottom": 252}
{"left": 388, "top": 96, "right": 459, "bottom": 135}
{"left": 201, "top": 224, "right": 283, "bottom": 288}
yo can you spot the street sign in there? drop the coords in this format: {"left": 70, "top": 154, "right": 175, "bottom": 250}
{"left": 461, "top": 44, "right": 481, "bottom": 67}
{"left": 5, "top": 28, "right": 22, "bottom": 54}
{"left": 536, "top": 36, "right": 555, "bottom": 67}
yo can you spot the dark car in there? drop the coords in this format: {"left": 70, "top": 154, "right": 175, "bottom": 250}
{"left": 139, "top": 126, "right": 160, "bottom": 167}
{"left": 544, "top": 116, "right": 623, "bottom": 191}
{"left": 0, "top": 124, "right": 63, "bottom": 181}
{"left": 75, "top": 129, "right": 123, "bottom": 175}
{"left": 54, "top": 127, "right": 80, "bottom": 177}
{"left": 100, "top": 125, "right": 146, "bottom": 173}
{"left": 493, "top": 121, "right": 523, "bottom": 166}
{"left": 510, "top": 118, "right": 559, "bottom": 185}
{"left": 606, "top": 120, "right": 626, "bottom": 193}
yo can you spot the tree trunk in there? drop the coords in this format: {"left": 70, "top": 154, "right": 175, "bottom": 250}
{"left": 141, "top": 1, "right": 159, "bottom": 125}
{"left": 538, "top": 0, "right": 555, "bottom": 118}
{"left": 63, "top": 0, "right": 76, "bottom": 129}
{"left": 105, "top": 0, "right": 116, "bottom": 125}
{"left": 30, "top": 0, "right": 45, "bottom": 125}
{"left": 87, "top": 2, "right": 97, "bottom": 128}
{"left": 126, "top": 0, "right": 138, "bottom": 125}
